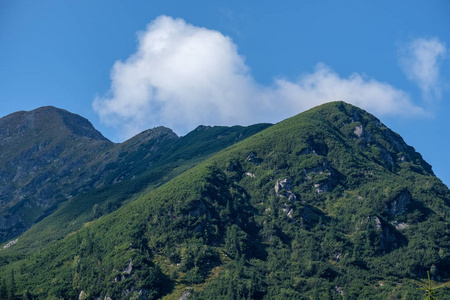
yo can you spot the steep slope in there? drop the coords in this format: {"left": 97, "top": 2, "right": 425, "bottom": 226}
{"left": 0, "top": 107, "right": 114, "bottom": 241}
{"left": 0, "top": 122, "right": 271, "bottom": 257}
{"left": 1, "top": 102, "right": 449, "bottom": 299}
{"left": 0, "top": 107, "right": 270, "bottom": 244}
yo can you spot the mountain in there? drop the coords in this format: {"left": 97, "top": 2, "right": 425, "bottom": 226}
{"left": 0, "top": 107, "right": 270, "bottom": 244}
{"left": 0, "top": 106, "right": 113, "bottom": 241}
{"left": 0, "top": 102, "right": 449, "bottom": 299}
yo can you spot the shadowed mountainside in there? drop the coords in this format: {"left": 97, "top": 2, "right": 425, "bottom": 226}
{"left": 0, "top": 107, "right": 270, "bottom": 243}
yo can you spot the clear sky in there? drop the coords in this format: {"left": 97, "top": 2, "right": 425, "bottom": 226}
{"left": 1, "top": 0, "right": 449, "bottom": 187}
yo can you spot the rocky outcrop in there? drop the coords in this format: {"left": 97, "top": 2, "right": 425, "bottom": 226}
{"left": 391, "top": 221, "right": 409, "bottom": 230}
{"left": 314, "top": 182, "right": 331, "bottom": 193}
{"left": 275, "top": 178, "right": 298, "bottom": 219}
{"left": 364, "top": 216, "right": 402, "bottom": 251}
{"left": 2, "top": 238, "right": 18, "bottom": 249}
{"left": 354, "top": 125, "right": 372, "bottom": 142}
{"left": 79, "top": 291, "right": 87, "bottom": 300}
{"left": 385, "top": 190, "right": 411, "bottom": 216}
{"left": 179, "top": 290, "right": 191, "bottom": 300}
{"left": 246, "top": 152, "right": 262, "bottom": 165}
{"left": 300, "top": 159, "right": 335, "bottom": 193}
{"left": 363, "top": 216, "right": 382, "bottom": 229}
{"left": 302, "top": 160, "right": 330, "bottom": 177}
{"left": 282, "top": 207, "right": 294, "bottom": 219}
{"left": 122, "top": 259, "right": 133, "bottom": 275}
{"left": 373, "top": 216, "right": 382, "bottom": 229}
{"left": 335, "top": 286, "right": 344, "bottom": 296}
{"left": 275, "top": 178, "right": 297, "bottom": 201}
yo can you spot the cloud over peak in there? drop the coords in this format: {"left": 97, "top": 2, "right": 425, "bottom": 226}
{"left": 94, "top": 16, "right": 425, "bottom": 140}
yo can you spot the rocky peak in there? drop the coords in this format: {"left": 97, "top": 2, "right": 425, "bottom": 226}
{"left": 0, "top": 106, "right": 109, "bottom": 142}
{"left": 315, "top": 101, "right": 434, "bottom": 175}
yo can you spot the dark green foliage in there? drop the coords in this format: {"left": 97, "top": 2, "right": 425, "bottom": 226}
{"left": 1, "top": 102, "right": 449, "bottom": 299}
{"left": 0, "top": 123, "right": 270, "bottom": 260}
{"left": 179, "top": 242, "right": 220, "bottom": 284}
{"left": 419, "top": 271, "right": 447, "bottom": 300}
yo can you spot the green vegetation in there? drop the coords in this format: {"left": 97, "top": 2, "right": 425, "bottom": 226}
{"left": 0, "top": 106, "right": 270, "bottom": 245}
{"left": 0, "top": 102, "right": 449, "bottom": 299}
{"left": 419, "top": 271, "right": 447, "bottom": 300}
{"left": 0, "top": 123, "right": 270, "bottom": 258}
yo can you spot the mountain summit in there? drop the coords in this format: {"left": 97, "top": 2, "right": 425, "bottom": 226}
{"left": 0, "top": 106, "right": 108, "bottom": 142}
{"left": 0, "top": 102, "right": 449, "bottom": 299}
{"left": 0, "top": 107, "right": 113, "bottom": 240}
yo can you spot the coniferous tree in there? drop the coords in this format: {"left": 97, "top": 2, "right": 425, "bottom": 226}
{"left": 0, "top": 279, "right": 7, "bottom": 299}
{"left": 9, "top": 270, "right": 16, "bottom": 300}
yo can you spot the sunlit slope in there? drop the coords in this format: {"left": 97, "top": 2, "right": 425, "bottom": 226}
{"left": 0, "top": 123, "right": 270, "bottom": 258}
{"left": 1, "top": 101, "right": 449, "bottom": 299}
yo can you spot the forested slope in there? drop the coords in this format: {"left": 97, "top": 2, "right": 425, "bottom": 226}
{"left": 1, "top": 102, "right": 449, "bottom": 299}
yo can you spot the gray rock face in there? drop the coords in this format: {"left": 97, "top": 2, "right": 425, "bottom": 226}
{"left": 122, "top": 259, "right": 133, "bottom": 275}
{"left": 275, "top": 179, "right": 298, "bottom": 219}
{"left": 314, "top": 182, "right": 331, "bottom": 193}
{"left": 246, "top": 151, "right": 262, "bottom": 165}
{"left": 275, "top": 178, "right": 297, "bottom": 200}
{"left": 2, "top": 238, "right": 18, "bottom": 249}
{"left": 275, "top": 178, "right": 292, "bottom": 194}
{"left": 300, "top": 159, "right": 335, "bottom": 193}
{"left": 363, "top": 216, "right": 382, "bottom": 229}
{"left": 391, "top": 221, "right": 409, "bottom": 230}
{"left": 79, "top": 291, "right": 87, "bottom": 300}
{"left": 386, "top": 190, "right": 411, "bottom": 216}
{"left": 374, "top": 217, "right": 382, "bottom": 229}
{"left": 303, "top": 160, "right": 330, "bottom": 177}
{"left": 281, "top": 208, "right": 293, "bottom": 219}
{"left": 354, "top": 125, "right": 372, "bottom": 141}
{"left": 179, "top": 290, "right": 191, "bottom": 300}
{"left": 364, "top": 216, "right": 400, "bottom": 251}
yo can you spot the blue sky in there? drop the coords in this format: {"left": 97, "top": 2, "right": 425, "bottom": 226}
{"left": 1, "top": 0, "right": 449, "bottom": 186}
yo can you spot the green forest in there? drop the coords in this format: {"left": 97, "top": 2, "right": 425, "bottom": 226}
{"left": 0, "top": 102, "right": 449, "bottom": 299}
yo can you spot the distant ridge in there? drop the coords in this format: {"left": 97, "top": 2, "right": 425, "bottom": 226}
{"left": 0, "top": 106, "right": 109, "bottom": 142}
{"left": 0, "top": 106, "right": 270, "bottom": 243}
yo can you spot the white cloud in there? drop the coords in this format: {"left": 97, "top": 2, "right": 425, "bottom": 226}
{"left": 94, "top": 16, "right": 425, "bottom": 140}
{"left": 399, "top": 37, "right": 447, "bottom": 101}
{"left": 271, "top": 63, "right": 423, "bottom": 117}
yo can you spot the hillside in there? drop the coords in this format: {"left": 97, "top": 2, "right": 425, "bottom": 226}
{"left": 0, "top": 107, "right": 114, "bottom": 242}
{"left": 0, "top": 122, "right": 271, "bottom": 256}
{"left": 0, "top": 107, "right": 270, "bottom": 244}
{"left": 0, "top": 102, "right": 449, "bottom": 299}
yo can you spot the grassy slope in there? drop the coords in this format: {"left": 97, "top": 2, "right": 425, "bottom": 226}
{"left": 1, "top": 102, "right": 449, "bottom": 299}
{"left": 0, "top": 123, "right": 270, "bottom": 258}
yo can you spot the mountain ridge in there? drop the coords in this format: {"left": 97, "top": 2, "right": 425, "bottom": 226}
{"left": 1, "top": 101, "right": 448, "bottom": 299}
{"left": 0, "top": 107, "right": 271, "bottom": 244}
